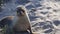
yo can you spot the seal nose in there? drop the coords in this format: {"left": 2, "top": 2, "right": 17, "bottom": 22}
{"left": 17, "top": 11, "right": 22, "bottom": 16}
{"left": 17, "top": 10, "right": 25, "bottom": 16}
{"left": 19, "top": 11, "right": 23, "bottom": 15}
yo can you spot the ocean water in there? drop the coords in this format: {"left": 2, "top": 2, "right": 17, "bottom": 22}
{"left": 0, "top": 0, "right": 60, "bottom": 34}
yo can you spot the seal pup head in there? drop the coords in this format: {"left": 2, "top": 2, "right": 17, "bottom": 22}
{"left": 16, "top": 5, "right": 27, "bottom": 17}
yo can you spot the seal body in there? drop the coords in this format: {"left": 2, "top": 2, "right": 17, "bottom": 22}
{"left": 13, "top": 5, "right": 33, "bottom": 34}
{"left": 13, "top": 15, "right": 30, "bottom": 31}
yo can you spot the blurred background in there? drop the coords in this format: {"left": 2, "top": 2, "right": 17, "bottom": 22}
{"left": 0, "top": 0, "right": 60, "bottom": 34}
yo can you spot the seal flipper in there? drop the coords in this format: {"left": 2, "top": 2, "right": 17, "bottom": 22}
{"left": 28, "top": 25, "right": 33, "bottom": 34}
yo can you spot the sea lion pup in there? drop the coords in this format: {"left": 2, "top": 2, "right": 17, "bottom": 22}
{"left": 13, "top": 5, "right": 33, "bottom": 34}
